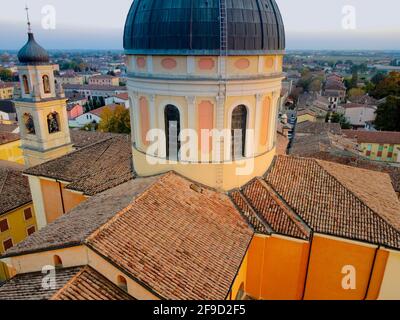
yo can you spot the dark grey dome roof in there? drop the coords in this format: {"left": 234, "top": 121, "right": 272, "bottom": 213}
{"left": 124, "top": 0, "right": 285, "bottom": 55}
{"left": 18, "top": 33, "right": 50, "bottom": 64}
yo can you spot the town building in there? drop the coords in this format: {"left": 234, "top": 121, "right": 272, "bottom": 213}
{"left": 0, "top": 163, "right": 36, "bottom": 281}
{"left": 55, "top": 72, "right": 84, "bottom": 86}
{"left": 1, "top": 1, "right": 400, "bottom": 301}
{"left": 88, "top": 75, "right": 119, "bottom": 87}
{"left": 0, "top": 100, "right": 17, "bottom": 122}
{"left": 105, "top": 92, "right": 130, "bottom": 109}
{"left": 72, "top": 104, "right": 120, "bottom": 128}
{"left": 66, "top": 103, "right": 84, "bottom": 121}
{"left": 63, "top": 84, "right": 127, "bottom": 102}
{"left": 343, "top": 130, "right": 400, "bottom": 163}
{"left": 0, "top": 83, "right": 14, "bottom": 100}
{"left": 342, "top": 103, "right": 377, "bottom": 129}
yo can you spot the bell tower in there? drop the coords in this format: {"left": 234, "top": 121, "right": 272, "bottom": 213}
{"left": 14, "top": 7, "right": 72, "bottom": 167}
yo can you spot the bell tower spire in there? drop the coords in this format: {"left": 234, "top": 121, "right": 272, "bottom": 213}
{"left": 14, "top": 10, "right": 73, "bottom": 167}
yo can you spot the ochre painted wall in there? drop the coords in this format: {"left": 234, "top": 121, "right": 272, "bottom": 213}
{"left": 0, "top": 203, "right": 37, "bottom": 280}
{"left": 378, "top": 249, "right": 400, "bottom": 300}
{"left": 304, "top": 235, "right": 377, "bottom": 300}
{"left": 40, "top": 179, "right": 87, "bottom": 224}
{"left": 245, "top": 235, "right": 309, "bottom": 300}
{"left": 0, "top": 140, "right": 24, "bottom": 164}
{"left": 229, "top": 253, "right": 248, "bottom": 300}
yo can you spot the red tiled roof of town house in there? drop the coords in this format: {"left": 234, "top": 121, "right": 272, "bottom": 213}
{"left": 69, "top": 130, "right": 120, "bottom": 149}
{"left": 264, "top": 156, "right": 400, "bottom": 249}
{"left": 231, "top": 179, "right": 311, "bottom": 240}
{"left": 51, "top": 266, "right": 134, "bottom": 300}
{"left": 86, "top": 172, "right": 254, "bottom": 300}
{"left": 0, "top": 166, "right": 31, "bottom": 217}
{"left": 24, "top": 135, "right": 134, "bottom": 196}
{"left": 342, "top": 103, "right": 377, "bottom": 110}
{"left": 296, "top": 121, "right": 342, "bottom": 135}
{"left": 2, "top": 176, "right": 159, "bottom": 258}
{"left": 0, "top": 266, "right": 133, "bottom": 300}
{"left": 115, "top": 92, "right": 129, "bottom": 100}
{"left": 89, "top": 104, "right": 120, "bottom": 117}
{"left": 63, "top": 84, "right": 126, "bottom": 91}
{"left": 0, "top": 83, "right": 14, "bottom": 89}
{"left": 0, "top": 132, "right": 19, "bottom": 145}
{"left": 342, "top": 130, "right": 400, "bottom": 145}
{"left": 349, "top": 94, "right": 379, "bottom": 105}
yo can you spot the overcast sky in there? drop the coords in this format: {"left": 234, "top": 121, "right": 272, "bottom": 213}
{"left": 0, "top": 0, "right": 399, "bottom": 50}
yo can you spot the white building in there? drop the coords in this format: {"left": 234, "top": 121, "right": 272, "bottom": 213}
{"left": 343, "top": 103, "right": 377, "bottom": 129}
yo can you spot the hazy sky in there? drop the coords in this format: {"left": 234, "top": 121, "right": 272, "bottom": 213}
{"left": 1, "top": 0, "right": 399, "bottom": 50}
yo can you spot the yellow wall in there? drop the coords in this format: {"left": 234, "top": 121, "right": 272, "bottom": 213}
{"left": 361, "top": 142, "right": 400, "bottom": 163}
{"left": 229, "top": 253, "right": 248, "bottom": 300}
{"left": 0, "top": 203, "right": 37, "bottom": 280}
{"left": 40, "top": 178, "right": 87, "bottom": 224}
{"left": 297, "top": 113, "right": 316, "bottom": 124}
{"left": 378, "top": 249, "right": 400, "bottom": 300}
{"left": 245, "top": 235, "right": 309, "bottom": 300}
{"left": 0, "top": 140, "right": 24, "bottom": 165}
{"left": 304, "top": 234, "right": 377, "bottom": 300}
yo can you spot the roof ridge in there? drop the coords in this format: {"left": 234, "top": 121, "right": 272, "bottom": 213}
{"left": 230, "top": 189, "right": 274, "bottom": 235}
{"left": 84, "top": 173, "right": 170, "bottom": 244}
{"left": 50, "top": 266, "right": 86, "bottom": 300}
{"left": 256, "top": 178, "right": 312, "bottom": 239}
{"left": 0, "top": 169, "right": 10, "bottom": 195}
{"left": 314, "top": 158, "right": 400, "bottom": 241}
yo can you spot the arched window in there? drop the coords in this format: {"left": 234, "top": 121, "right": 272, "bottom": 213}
{"left": 164, "top": 105, "right": 181, "bottom": 160}
{"left": 23, "top": 113, "right": 35, "bottom": 135}
{"left": 47, "top": 112, "right": 60, "bottom": 134}
{"left": 42, "top": 75, "right": 51, "bottom": 94}
{"left": 117, "top": 275, "right": 128, "bottom": 292}
{"left": 231, "top": 105, "right": 247, "bottom": 160}
{"left": 53, "top": 255, "right": 63, "bottom": 269}
{"left": 22, "top": 75, "right": 30, "bottom": 94}
{"left": 235, "top": 283, "right": 245, "bottom": 300}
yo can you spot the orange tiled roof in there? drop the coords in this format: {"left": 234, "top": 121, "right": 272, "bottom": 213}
{"left": 264, "top": 156, "right": 400, "bottom": 249}
{"left": 86, "top": 172, "right": 253, "bottom": 300}
{"left": 0, "top": 266, "right": 133, "bottom": 300}
{"left": 343, "top": 130, "right": 400, "bottom": 145}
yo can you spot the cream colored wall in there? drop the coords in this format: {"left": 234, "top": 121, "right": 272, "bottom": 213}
{"left": 87, "top": 248, "right": 160, "bottom": 300}
{"left": 27, "top": 175, "right": 47, "bottom": 230}
{"left": 4, "top": 246, "right": 87, "bottom": 275}
{"left": 378, "top": 249, "right": 400, "bottom": 300}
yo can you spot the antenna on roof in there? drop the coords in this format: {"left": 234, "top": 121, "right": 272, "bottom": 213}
{"left": 25, "top": 4, "right": 32, "bottom": 33}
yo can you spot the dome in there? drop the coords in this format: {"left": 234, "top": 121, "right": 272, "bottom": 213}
{"left": 18, "top": 33, "right": 50, "bottom": 64}
{"left": 123, "top": 0, "right": 285, "bottom": 55}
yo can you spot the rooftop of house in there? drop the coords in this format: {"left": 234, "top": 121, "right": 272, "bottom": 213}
{"left": 114, "top": 92, "right": 129, "bottom": 100}
{"left": 4, "top": 172, "right": 254, "bottom": 300}
{"left": 24, "top": 134, "right": 134, "bottom": 196}
{"left": 349, "top": 94, "right": 379, "bottom": 106}
{"left": 343, "top": 130, "right": 400, "bottom": 145}
{"left": 63, "top": 84, "right": 126, "bottom": 92}
{"left": 232, "top": 156, "right": 400, "bottom": 250}
{"left": 0, "top": 83, "right": 14, "bottom": 89}
{"left": 0, "top": 123, "right": 18, "bottom": 133}
{"left": 89, "top": 104, "right": 121, "bottom": 117}
{"left": 0, "top": 132, "right": 19, "bottom": 145}
{"left": 90, "top": 75, "right": 118, "bottom": 80}
{"left": 325, "top": 80, "right": 346, "bottom": 91}
{"left": 342, "top": 103, "right": 377, "bottom": 110}
{"left": 0, "top": 266, "right": 133, "bottom": 300}
{"left": 69, "top": 130, "right": 120, "bottom": 149}
{"left": 296, "top": 121, "right": 342, "bottom": 135}
{"left": 290, "top": 132, "right": 360, "bottom": 159}
{"left": 0, "top": 165, "right": 32, "bottom": 217}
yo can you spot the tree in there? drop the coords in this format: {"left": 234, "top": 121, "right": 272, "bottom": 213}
{"left": 371, "top": 72, "right": 400, "bottom": 99}
{"left": 330, "top": 112, "right": 351, "bottom": 129}
{"left": 348, "top": 88, "right": 365, "bottom": 100}
{"left": 98, "top": 106, "right": 131, "bottom": 134}
{"left": 0, "top": 68, "right": 13, "bottom": 81}
{"left": 374, "top": 96, "right": 400, "bottom": 131}
{"left": 371, "top": 72, "right": 386, "bottom": 86}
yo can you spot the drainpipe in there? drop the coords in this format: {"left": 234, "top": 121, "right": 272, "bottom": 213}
{"left": 364, "top": 246, "right": 380, "bottom": 301}
{"left": 57, "top": 180, "right": 66, "bottom": 214}
{"left": 301, "top": 231, "right": 314, "bottom": 300}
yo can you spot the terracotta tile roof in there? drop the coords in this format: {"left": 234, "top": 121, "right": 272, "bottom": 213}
{"left": 0, "top": 267, "right": 82, "bottom": 300}
{"left": 0, "top": 166, "right": 31, "bottom": 216}
{"left": 349, "top": 94, "right": 379, "bottom": 105}
{"left": 343, "top": 103, "right": 377, "bottom": 110}
{"left": 51, "top": 266, "right": 133, "bottom": 300}
{"left": 115, "top": 92, "right": 129, "bottom": 100}
{"left": 265, "top": 156, "right": 400, "bottom": 249}
{"left": 70, "top": 130, "right": 120, "bottom": 149}
{"left": 343, "top": 130, "right": 400, "bottom": 145}
{"left": 86, "top": 172, "right": 253, "bottom": 300}
{"left": 63, "top": 84, "right": 126, "bottom": 92}
{"left": 0, "top": 266, "right": 133, "bottom": 300}
{"left": 0, "top": 123, "right": 18, "bottom": 133}
{"left": 0, "top": 132, "right": 19, "bottom": 145}
{"left": 296, "top": 121, "right": 342, "bottom": 135}
{"left": 24, "top": 135, "right": 134, "bottom": 196}
{"left": 3, "top": 176, "right": 159, "bottom": 258}
{"left": 89, "top": 104, "right": 120, "bottom": 117}
{"left": 231, "top": 179, "right": 311, "bottom": 240}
